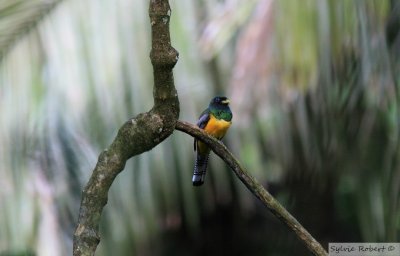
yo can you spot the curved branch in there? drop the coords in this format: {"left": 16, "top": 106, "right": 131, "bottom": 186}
{"left": 73, "top": 1, "right": 179, "bottom": 255}
{"left": 175, "top": 120, "right": 328, "bottom": 256}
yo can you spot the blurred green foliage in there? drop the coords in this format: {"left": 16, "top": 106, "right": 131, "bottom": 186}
{"left": 0, "top": 0, "right": 399, "bottom": 255}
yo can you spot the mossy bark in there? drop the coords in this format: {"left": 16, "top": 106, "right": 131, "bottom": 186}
{"left": 73, "top": 1, "right": 179, "bottom": 255}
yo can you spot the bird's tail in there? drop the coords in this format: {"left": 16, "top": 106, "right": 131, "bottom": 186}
{"left": 192, "top": 153, "right": 210, "bottom": 186}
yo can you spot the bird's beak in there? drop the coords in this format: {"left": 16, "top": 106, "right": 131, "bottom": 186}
{"left": 221, "top": 99, "right": 230, "bottom": 105}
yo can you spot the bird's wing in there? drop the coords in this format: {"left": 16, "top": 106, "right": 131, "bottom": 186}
{"left": 194, "top": 109, "right": 210, "bottom": 151}
{"left": 197, "top": 109, "right": 210, "bottom": 129}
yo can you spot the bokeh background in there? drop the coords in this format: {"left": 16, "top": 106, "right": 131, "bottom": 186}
{"left": 1, "top": 0, "right": 399, "bottom": 255}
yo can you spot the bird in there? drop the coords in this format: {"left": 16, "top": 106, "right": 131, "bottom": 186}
{"left": 193, "top": 96, "right": 233, "bottom": 186}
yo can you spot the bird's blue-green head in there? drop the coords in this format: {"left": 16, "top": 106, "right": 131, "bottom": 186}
{"left": 209, "top": 96, "right": 232, "bottom": 121}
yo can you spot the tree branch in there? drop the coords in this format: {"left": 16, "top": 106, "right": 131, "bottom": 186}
{"left": 72, "top": 1, "right": 179, "bottom": 255}
{"left": 175, "top": 120, "right": 328, "bottom": 256}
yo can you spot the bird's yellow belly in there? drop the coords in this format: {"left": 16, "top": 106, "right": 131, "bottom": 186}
{"left": 197, "top": 115, "right": 231, "bottom": 155}
{"left": 204, "top": 115, "right": 231, "bottom": 139}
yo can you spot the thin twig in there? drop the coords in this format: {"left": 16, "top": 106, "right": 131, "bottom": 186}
{"left": 175, "top": 120, "right": 328, "bottom": 256}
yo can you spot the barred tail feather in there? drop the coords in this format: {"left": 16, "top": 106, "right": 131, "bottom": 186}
{"left": 192, "top": 154, "right": 210, "bottom": 186}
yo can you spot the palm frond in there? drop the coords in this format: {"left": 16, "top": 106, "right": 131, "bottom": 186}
{"left": 0, "top": 0, "right": 63, "bottom": 61}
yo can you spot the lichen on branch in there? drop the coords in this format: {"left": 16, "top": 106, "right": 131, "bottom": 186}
{"left": 73, "top": 1, "right": 179, "bottom": 255}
